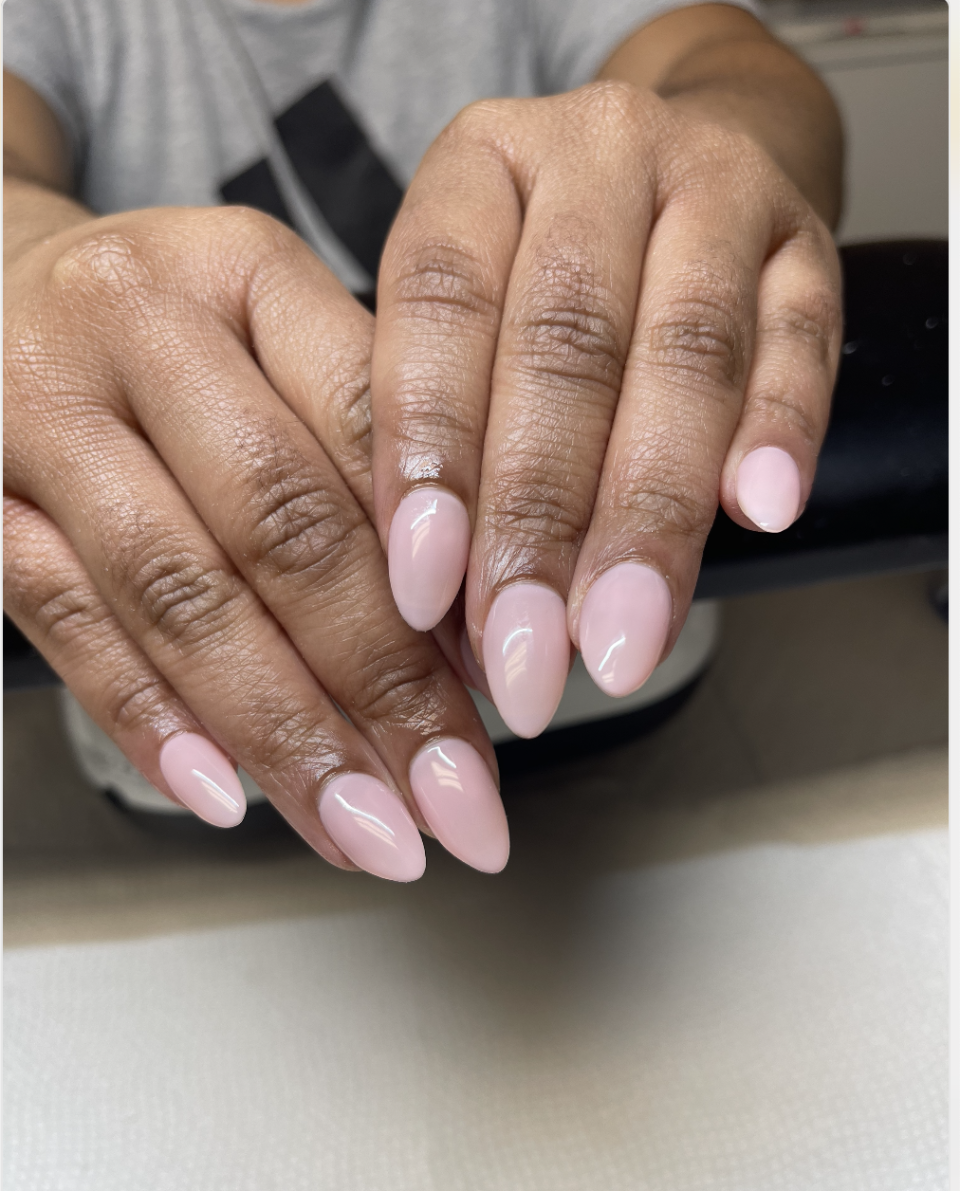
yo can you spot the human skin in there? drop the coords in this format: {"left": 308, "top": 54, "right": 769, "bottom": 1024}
{"left": 371, "top": 5, "right": 843, "bottom": 734}
{"left": 3, "top": 3, "right": 842, "bottom": 873}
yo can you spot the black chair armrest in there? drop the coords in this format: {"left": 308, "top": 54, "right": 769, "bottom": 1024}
{"left": 697, "top": 240, "right": 947, "bottom": 598}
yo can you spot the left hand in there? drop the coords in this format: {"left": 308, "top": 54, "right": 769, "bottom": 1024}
{"left": 370, "top": 82, "right": 842, "bottom": 737}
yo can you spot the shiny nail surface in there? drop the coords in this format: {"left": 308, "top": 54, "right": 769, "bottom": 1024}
{"left": 388, "top": 487, "right": 470, "bottom": 631}
{"left": 460, "top": 627, "right": 493, "bottom": 701}
{"left": 158, "top": 733, "right": 246, "bottom": 828}
{"left": 410, "top": 739, "right": 509, "bottom": 873}
{"left": 579, "top": 563, "right": 672, "bottom": 698}
{"left": 482, "top": 583, "right": 569, "bottom": 739}
{"left": 319, "top": 773, "right": 426, "bottom": 882}
{"left": 736, "top": 446, "right": 802, "bottom": 532}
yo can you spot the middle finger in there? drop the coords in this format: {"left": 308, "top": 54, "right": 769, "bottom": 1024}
{"left": 466, "top": 125, "right": 656, "bottom": 737}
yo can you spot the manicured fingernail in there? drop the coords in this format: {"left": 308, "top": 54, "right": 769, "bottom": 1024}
{"left": 158, "top": 733, "right": 246, "bottom": 828}
{"left": 388, "top": 487, "right": 470, "bottom": 631}
{"left": 579, "top": 563, "right": 672, "bottom": 698}
{"left": 736, "top": 446, "right": 802, "bottom": 532}
{"left": 318, "top": 773, "right": 426, "bottom": 882}
{"left": 482, "top": 583, "right": 569, "bottom": 739}
{"left": 460, "top": 627, "right": 493, "bottom": 701}
{"left": 410, "top": 739, "right": 509, "bottom": 873}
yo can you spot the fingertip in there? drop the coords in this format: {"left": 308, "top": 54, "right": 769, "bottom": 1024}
{"left": 158, "top": 732, "right": 247, "bottom": 828}
{"left": 735, "top": 446, "right": 802, "bottom": 533}
{"left": 318, "top": 773, "right": 427, "bottom": 882}
{"left": 579, "top": 562, "right": 672, "bottom": 698}
{"left": 388, "top": 487, "right": 470, "bottom": 631}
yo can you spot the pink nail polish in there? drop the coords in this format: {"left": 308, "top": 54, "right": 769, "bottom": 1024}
{"left": 459, "top": 626, "right": 493, "bottom": 701}
{"left": 318, "top": 773, "right": 426, "bottom": 882}
{"left": 388, "top": 488, "right": 470, "bottom": 631}
{"left": 579, "top": 563, "right": 672, "bottom": 698}
{"left": 736, "top": 446, "right": 802, "bottom": 533}
{"left": 410, "top": 739, "right": 509, "bottom": 873}
{"left": 482, "top": 583, "right": 569, "bottom": 739}
{"left": 158, "top": 733, "right": 247, "bottom": 828}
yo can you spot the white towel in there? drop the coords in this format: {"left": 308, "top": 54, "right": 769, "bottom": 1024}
{"left": 4, "top": 828, "right": 947, "bottom": 1191}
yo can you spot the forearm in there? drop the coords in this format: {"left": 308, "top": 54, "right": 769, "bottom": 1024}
{"left": 4, "top": 174, "right": 94, "bottom": 269}
{"left": 599, "top": 9, "right": 843, "bottom": 228}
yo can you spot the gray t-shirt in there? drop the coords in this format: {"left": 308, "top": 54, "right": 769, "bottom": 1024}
{"left": 4, "top": 0, "right": 755, "bottom": 291}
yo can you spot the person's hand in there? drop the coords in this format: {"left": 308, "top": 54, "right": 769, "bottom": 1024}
{"left": 4, "top": 205, "right": 509, "bottom": 878}
{"left": 370, "top": 82, "right": 842, "bottom": 737}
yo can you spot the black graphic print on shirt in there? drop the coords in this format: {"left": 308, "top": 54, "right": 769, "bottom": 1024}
{"left": 220, "top": 80, "right": 404, "bottom": 301}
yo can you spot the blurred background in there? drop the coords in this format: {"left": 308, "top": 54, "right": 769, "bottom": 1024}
{"left": 4, "top": 2, "right": 948, "bottom": 1188}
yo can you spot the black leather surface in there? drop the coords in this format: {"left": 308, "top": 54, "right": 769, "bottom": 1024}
{"left": 4, "top": 240, "right": 947, "bottom": 688}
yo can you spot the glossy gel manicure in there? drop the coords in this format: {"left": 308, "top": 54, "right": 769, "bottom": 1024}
{"left": 482, "top": 583, "right": 569, "bottom": 739}
{"left": 158, "top": 733, "right": 247, "bottom": 828}
{"left": 579, "top": 563, "right": 672, "bottom": 698}
{"left": 460, "top": 627, "right": 493, "bottom": 701}
{"left": 318, "top": 773, "right": 426, "bottom": 882}
{"left": 410, "top": 739, "right": 509, "bottom": 873}
{"left": 736, "top": 446, "right": 802, "bottom": 532}
{"left": 388, "top": 487, "right": 470, "bottom": 631}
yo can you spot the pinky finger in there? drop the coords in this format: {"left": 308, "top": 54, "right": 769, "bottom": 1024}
{"left": 720, "top": 229, "right": 843, "bottom": 533}
{"left": 3, "top": 493, "right": 250, "bottom": 831}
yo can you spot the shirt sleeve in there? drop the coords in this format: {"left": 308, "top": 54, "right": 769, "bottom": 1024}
{"left": 528, "top": 0, "right": 763, "bottom": 95}
{"left": 3, "top": 0, "right": 90, "bottom": 170}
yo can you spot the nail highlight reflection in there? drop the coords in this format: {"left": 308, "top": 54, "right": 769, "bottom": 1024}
{"left": 409, "top": 738, "right": 509, "bottom": 873}
{"left": 388, "top": 487, "right": 470, "bottom": 630}
{"left": 318, "top": 773, "right": 426, "bottom": 882}
{"left": 736, "top": 446, "right": 802, "bottom": 532}
{"left": 482, "top": 583, "right": 569, "bottom": 738}
{"left": 579, "top": 563, "right": 672, "bottom": 697}
{"left": 158, "top": 733, "right": 246, "bottom": 828}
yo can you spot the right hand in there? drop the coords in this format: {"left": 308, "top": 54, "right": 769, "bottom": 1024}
{"left": 3, "top": 204, "right": 509, "bottom": 879}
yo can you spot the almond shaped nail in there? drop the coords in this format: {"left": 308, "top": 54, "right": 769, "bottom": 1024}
{"left": 388, "top": 488, "right": 470, "bottom": 631}
{"left": 410, "top": 739, "right": 509, "bottom": 873}
{"left": 579, "top": 563, "right": 672, "bottom": 698}
{"left": 736, "top": 446, "right": 802, "bottom": 533}
{"left": 158, "top": 733, "right": 247, "bottom": 828}
{"left": 459, "top": 627, "right": 493, "bottom": 701}
{"left": 482, "top": 583, "right": 569, "bottom": 739}
{"left": 318, "top": 773, "right": 426, "bottom": 882}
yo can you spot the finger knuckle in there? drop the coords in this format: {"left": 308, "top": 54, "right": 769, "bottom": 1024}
{"left": 11, "top": 575, "right": 107, "bottom": 655}
{"left": 241, "top": 434, "right": 368, "bottom": 586}
{"left": 617, "top": 477, "right": 712, "bottom": 543}
{"left": 51, "top": 231, "right": 152, "bottom": 311}
{"left": 105, "top": 674, "right": 173, "bottom": 737}
{"left": 488, "top": 472, "right": 589, "bottom": 549}
{"left": 393, "top": 397, "right": 481, "bottom": 460}
{"left": 669, "top": 124, "right": 764, "bottom": 192}
{"left": 644, "top": 280, "right": 747, "bottom": 394}
{"left": 350, "top": 648, "right": 448, "bottom": 731}
{"left": 747, "top": 391, "right": 822, "bottom": 448}
{"left": 391, "top": 240, "right": 500, "bottom": 330}
{"left": 320, "top": 374, "right": 373, "bottom": 479}
{"left": 120, "top": 543, "right": 246, "bottom": 651}
{"left": 447, "top": 99, "right": 505, "bottom": 146}
{"left": 764, "top": 287, "right": 841, "bottom": 366}
{"left": 511, "top": 241, "right": 627, "bottom": 398}
{"left": 248, "top": 700, "right": 336, "bottom": 775}
{"left": 204, "top": 203, "right": 290, "bottom": 255}
{"left": 575, "top": 79, "right": 650, "bottom": 133}
{"left": 514, "top": 302, "right": 625, "bottom": 394}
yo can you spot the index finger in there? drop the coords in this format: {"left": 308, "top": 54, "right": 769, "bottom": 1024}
{"left": 370, "top": 104, "right": 523, "bottom": 631}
